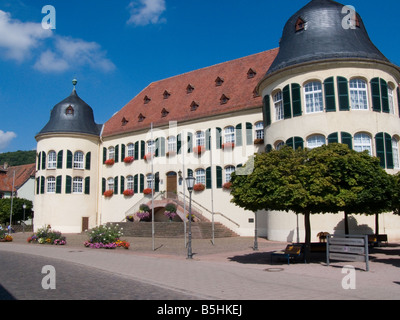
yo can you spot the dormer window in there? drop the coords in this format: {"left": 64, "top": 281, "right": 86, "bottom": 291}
{"left": 220, "top": 94, "right": 230, "bottom": 105}
{"left": 190, "top": 101, "right": 199, "bottom": 111}
{"left": 186, "top": 84, "right": 195, "bottom": 94}
{"left": 121, "top": 117, "right": 129, "bottom": 126}
{"left": 295, "top": 17, "right": 305, "bottom": 32}
{"left": 247, "top": 68, "right": 257, "bottom": 79}
{"left": 144, "top": 96, "right": 151, "bottom": 104}
{"left": 138, "top": 113, "right": 146, "bottom": 122}
{"left": 66, "top": 105, "right": 74, "bottom": 116}
{"left": 163, "top": 90, "right": 171, "bottom": 99}
{"left": 161, "top": 108, "right": 169, "bottom": 117}
{"left": 215, "top": 77, "right": 224, "bottom": 86}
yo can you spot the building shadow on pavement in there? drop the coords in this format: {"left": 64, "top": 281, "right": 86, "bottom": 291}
{"left": 0, "top": 283, "right": 16, "bottom": 300}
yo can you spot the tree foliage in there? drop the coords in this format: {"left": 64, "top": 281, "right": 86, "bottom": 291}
{"left": 0, "top": 150, "right": 36, "bottom": 166}
{"left": 0, "top": 198, "right": 33, "bottom": 225}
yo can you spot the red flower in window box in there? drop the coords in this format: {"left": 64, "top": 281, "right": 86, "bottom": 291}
{"left": 223, "top": 182, "right": 232, "bottom": 190}
{"left": 123, "top": 189, "right": 134, "bottom": 196}
{"left": 193, "top": 183, "right": 205, "bottom": 192}
{"left": 144, "top": 153, "right": 154, "bottom": 161}
{"left": 194, "top": 145, "right": 205, "bottom": 154}
{"left": 105, "top": 159, "right": 115, "bottom": 166}
{"left": 103, "top": 190, "right": 114, "bottom": 197}
{"left": 222, "top": 142, "right": 235, "bottom": 150}
{"left": 123, "top": 156, "right": 134, "bottom": 163}
{"left": 166, "top": 150, "right": 176, "bottom": 158}
{"left": 143, "top": 188, "right": 154, "bottom": 195}
{"left": 253, "top": 138, "right": 264, "bottom": 145}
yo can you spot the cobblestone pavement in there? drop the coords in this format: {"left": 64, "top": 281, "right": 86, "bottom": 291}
{"left": 1, "top": 233, "right": 399, "bottom": 300}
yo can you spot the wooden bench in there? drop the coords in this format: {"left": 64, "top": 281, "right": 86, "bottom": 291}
{"left": 270, "top": 244, "right": 303, "bottom": 265}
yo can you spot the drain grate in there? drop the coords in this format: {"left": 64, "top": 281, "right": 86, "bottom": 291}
{"left": 264, "top": 267, "right": 284, "bottom": 272}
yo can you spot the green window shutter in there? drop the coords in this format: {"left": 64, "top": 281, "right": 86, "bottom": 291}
{"left": 120, "top": 176, "right": 125, "bottom": 194}
{"left": 36, "top": 178, "right": 40, "bottom": 194}
{"left": 155, "top": 173, "right": 160, "bottom": 192}
{"left": 57, "top": 150, "right": 63, "bottom": 169}
{"left": 140, "top": 141, "right": 145, "bottom": 159}
{"left": 85, "top": 152, "right": 91, "bottom": 170}
{"left": 216, "top": 166, "right": 223, "bottom": 189}
{"left": 114, "top": 145, "right": 119, "bottom": 163}
{"left": 205, "top": 129, "right": 211, "bottom": 151}
{"left": 291, "top": 83, "right": 302, "bottom": 117}
{"left": 375, "top": 133, "right": 385, "bottom": 168}
{"left": 266, "top": 144, "right": 273, "bottom": 153}
{"left": 114, "top": 176, "right": 118, "bottom": 194}
{"left": 235, "top": 123, "right": 242, "bottom": 147}
{"left": 121, "top": 144, "right": 126, "bottom": 160}
{"left": 328, "top": 132, "right": 339, "bottom": 144}
{"left": 286, "top": 137, "right": 294, "bottom": 149}
{"left": 216, "top": 128, "right": 222, "bottom": 149}
{"left": 341, "top": 132, "right": 353, "bottom": 149}
{"left": 155, "top": 138, "right": 160, "bottom": 157}
{"left": 187, "top": 169, "right": 193, "bottom": 178}
{"left": 133, "top": 175, "right": 138, "bottom": 194}
{"left": 385, "top": 133, "right": 394, "bottom": 169}
{"left": 177, "top": 134, "right": 182, "bottom": 154}
{"left": 56, "top": 176, "right": 62, "bottom": 194}
{"left": 41, "top": 151, "right": 46, "bottom": 170}
{"left": 85, "top": 177, "right": 90, "bottom": 195}
{"left": 283, "top": 85, "right": 292, "bottom": 119}
{"left": 37, "top": 152, "right": 41, "bottom": 171}
{"left": 397, "top": 87, "right": 400, "bottom": 117}
{"left": 294, "top": 137, "right": 304, "bottom": 150}
{"left": 139, "top": 174, "right": 144, "bottom": 193}
{"left": 103, "top": 147, "right": 107, "bottom": 164}
{"left": 160, "top": 137, "right": 165, "bottom": 157}
{"left": 187, "top": 132, "right": 193, "bottom": 153}
{"left": 206, "top": 167, "right": 212, "bottom": 189}
{"left": 66, "top": 150, "right": 73, "bottom": 169}
{"left": 324, "top": 77, "right": 336, "bottom": 112}
{"left": 371, "top": 78, "right": 381, "bottom": 112}
{"left": 66, "top": 176, "right": 72, "bottom": 194}
{"left": 263, "top": 95, "right": 271, "bottom": 126}
{"left": 337, "top": 77, "right": 349, "bottom": 111}
{"left": 40, "top": 176, "right": 45, "bottom": 194}
{"left": 380, "top": 79, "right": 389, "bottom": 113}
{"left": 134, "top": 142, "right": 139, "bottom": 160}
{"left": 102, "top": 178, "right": 106, "bottom": 194}
{"left": 246, "top": 123, "right": 253, "bottom": 145}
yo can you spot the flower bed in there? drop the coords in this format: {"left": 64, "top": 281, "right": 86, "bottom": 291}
{"left": 164, "top": 203, "right": 177, "bottom": 220}
{"left": 84, "top": 224, "right": 129, "bottom": 250}
{"left": 0, "top": 230, "right": 13, "bottom": 242}
{"left": 27, "top": 226, "right": 66, "bottom": 245}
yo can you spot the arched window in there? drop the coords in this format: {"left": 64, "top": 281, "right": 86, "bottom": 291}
{"left": 195, "top": 169, "right": 206, "bottom": 185}
{"left": 307, "top": 135, "right": 326, "bottom": 149}
{"left": 224, "top": 126, "right": 235, "bottom": 144}
{"left": 127, "top": 175, "right": 134, "bottom": 190}
{"left": 167, "top": 136, "right": 177, "bottom": 152}
{"left": 349, "top": 79, "right": 368, "bottom": 110}
{"left": 147, "top": 140, "right": 155, "bottom": 154}
{"left": 273, "top": 91, "right": 284, "bottom": 121}
{"left": 225, "top": 166, "right": 235, "bottom": 183}
{"left": 146, "top": 173, "right": 154, "bottom": 189}
{"left": 47, "top": 176, "right": 56, "bottom": 193}
{"left": 353, "top": 133, "right": 372, "bottom": 155}
{"left": 73, "top": 177, "right": 83, "bottom": 194}
{"left": 127, "top": 143, "right": 135, "bottom": 157}
{"left": 47, "top": 151, "right": 57, "bottom": 169}
{"left": 108, "top": 147, "right": 115, "bottom": 160}
{"left": 255, "top": 122, "right": 264, "bottom": 140}
{"left": 304, "top": 82, "right": 323, "bottom": 114}
{"left": 275, "top": 141, "right": 285, "bottom": 150}
{"left": 107, "top": 177, "right": 114, "bottom": 191}
{"left": 392, "top": 137, "right": 399, "bottom": 169}
{"left": 195, "top": 131, "right": 205, "bottom": 147}
{"left": 73, "top": 151, "right": 84, "bottom": 169}
{"left": 388, "top": 85, "right": 395, "bottom": 114}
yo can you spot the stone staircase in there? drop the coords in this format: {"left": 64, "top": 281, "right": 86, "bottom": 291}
{"left": 116, "top": 222, "right": 238, "bottom": 239}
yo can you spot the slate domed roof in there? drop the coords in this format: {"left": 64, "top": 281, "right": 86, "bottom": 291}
{"left": 37, "top": 82, "right": 102, "bottom": 137}
{"left": 267, "top": 0, "right": 390, "bottom": 75}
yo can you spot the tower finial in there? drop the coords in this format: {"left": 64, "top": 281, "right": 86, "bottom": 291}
{"left": 72, "top": 78, "right": 77, "bottom": 90}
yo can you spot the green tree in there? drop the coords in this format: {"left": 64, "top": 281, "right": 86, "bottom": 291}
{"left": 0, "top": 198, "right": 33, "bottom": 225}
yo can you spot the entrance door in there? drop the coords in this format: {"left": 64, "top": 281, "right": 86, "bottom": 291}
{"left": 82, "top": 217, "right": 89, "bottom": 232}
{"left": 166, "top": 172, "right": 177, "bottom": 197}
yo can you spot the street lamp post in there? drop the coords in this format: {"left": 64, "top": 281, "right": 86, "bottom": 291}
{"left": 22, "top": 204, "right": 27, "bottom": 233}
{"left": 185, "top": 173, "right": 195, "bottom": 259}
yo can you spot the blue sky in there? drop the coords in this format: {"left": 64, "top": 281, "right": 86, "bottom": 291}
{"left": 0, "top": 0, "right": 399, "bottom": 153}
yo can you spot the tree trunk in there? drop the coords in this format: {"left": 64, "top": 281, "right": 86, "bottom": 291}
{"left": 375, "top": 213, "right": 379, "bottom": 235}
{"left": 344, "top": 211, "right": 349, "bottom": 235}
{"left": 304, "top": 211, "right": 311, "bottom": 263}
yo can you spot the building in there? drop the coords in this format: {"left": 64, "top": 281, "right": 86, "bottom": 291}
{"left": 0, "top": 163, "right": 35, "bottom": 201}
{"left": 34, "top": 0, "right": 400, "bottom": 241}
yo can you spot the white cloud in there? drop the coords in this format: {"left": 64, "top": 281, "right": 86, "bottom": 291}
{"left": 127, "top": 0, "right": 166, "bottom": 26}
{"left": 0, "top": 130, "right": 17, "bottom": 150}
{"left": 34, "top": 36, "right": 116, "bottom": 73}
{"left": 0, "top": 10, "right": 51, "bottom": 61}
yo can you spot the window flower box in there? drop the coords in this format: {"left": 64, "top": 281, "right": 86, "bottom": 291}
{"left": 143, "top": 188, "right": 154, "bottom": 195}
{"left": 166, "top": 150, "right": 176, "bottom": 158}
{"left": 105, "top": 159, "right": 115, "bottom": 166}
{"left": 223, "top": 182, "right": 232, "bottom": 190}
{"left": 193, "top": 183, "right": 205, "bottom": 192}
{"left": 144, "top": 153, "right": 154, "bottom": 161}
{"left": 222, "top": 142, "right": 235, "bottom": 150}
{"left": 123, "top": 189, "right": 134, "bottom": 197}
{"left": 254, "top": 138, "right": 264, "bottom": 145}
{"left": 103, "top": 190, "right": 114, "bottom": 197}
{"left": 194, "top": 145, "right": 205, "bottom": 155}
{"left": 123, "top": 156, "right": 134, "bottom": 163}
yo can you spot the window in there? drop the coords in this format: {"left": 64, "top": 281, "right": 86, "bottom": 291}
{"left": 47, "top": 177, "right": 56, "bottom": 193}
{"left": 48, "top": 151, "right": 57, "bottom": 169}
{"left": 66, "top": 105, "right": 74, "bottom": 115}
{"left": 73, "top": 151, "right": 84, "bottom": 169}
{"left": 224, "top": 126, "right": 235, "bottom": 144}
{"left": 127, "top": 143, "right": 135, "bottom": 157}
{"left": 307, "top": 135, "right": 326, "bottom": 149}
{"left": 195, "top": 169, "right": 206, "bottom": 185}
{"left": 147, "top": 173, "right": 154, "bottom": 189}
{"left": 295, "top": 17, "right": 305, "bottom": 32}
{"left": 275, "top": 141, "right": 285, "bottom": 150}
{"left": 108, "top": 147, "right": 115, "bottom": 160}
{"left": 73, "top": 177, "right": 83, "bottom": 194}
{"left": 195, "top": 131, "right": 205, "bottom": 147}
{"left": 392, "top": 138, "right": 399, "bottom": 169}
{"left": 350, "top": 79, "right": 368, "bottom": 110}
{"left": 107, "top": 178, "right": 114, "bottom": 191}
{"left": 354, "top": 133, "right": 372, "bottom": 155}
{"left": 127, "top": 176, "right": 134, "bottom": 190}
{"left": 168, "top": 136, "right": 176, "bottom": 152}
{"left": 255, "top": 122, "right": 264, "bottom": 140}
{"left": 304, "top": 82, "right": 323, "bottom": 113}
{"left": 274, "top": 91, "right": 284, "bottom": 121}
{"left": 225, "top": 166, "right": 235, "bottom": 183}
{"left": 147, "top": 140, "right": 155, "bottom": 154}
{"left": 388, "top": 85, "right": 395, "bottom": 114}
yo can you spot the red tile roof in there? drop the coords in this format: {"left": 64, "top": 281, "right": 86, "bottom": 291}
{"left": 102, "top": 48, "right": 278, "bottom": 137}
{"left": 0, "top": 163, "right": 36, "bottom": 193}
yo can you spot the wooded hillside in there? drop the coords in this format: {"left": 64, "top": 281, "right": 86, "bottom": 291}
{"left": 0, "top": 150, "right": 36, "bottom": 166}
